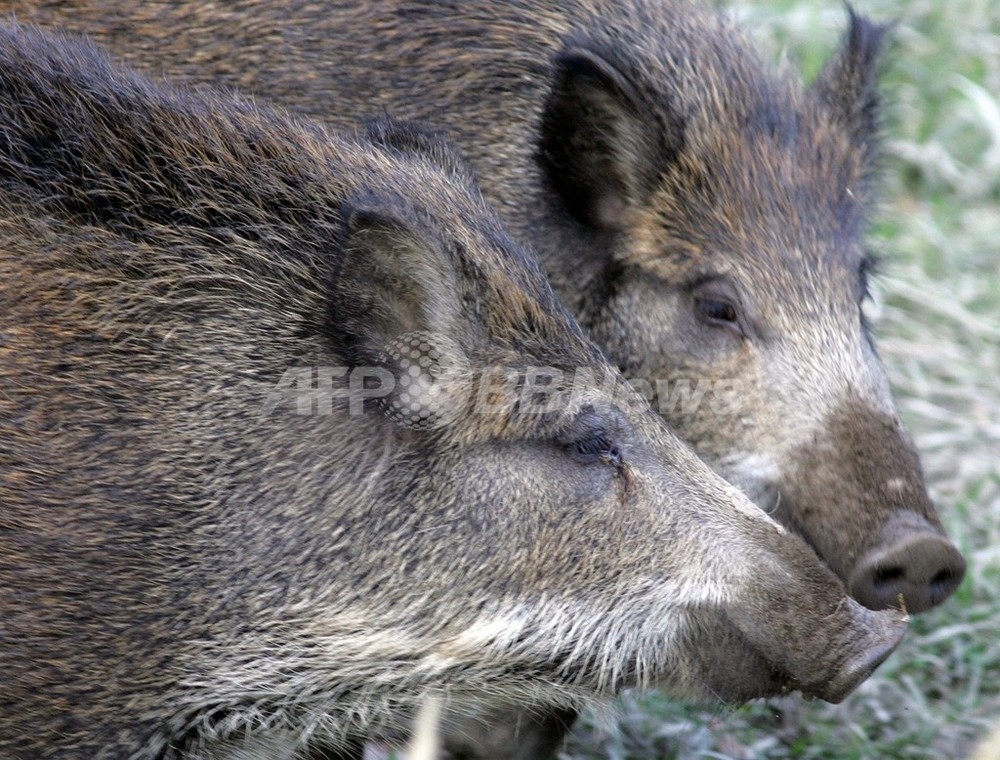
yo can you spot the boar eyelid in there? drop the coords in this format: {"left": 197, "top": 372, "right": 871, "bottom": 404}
{"left": 683, "top": 272, "right": 758, "bottom": 339}
{"left": 692, "top": 292, "right": 746, "bottom": 337}
{"left": 563, "top": 427, "right": 623, "bottom": 468}
{"left": 695, "top": 296, "right": 738, "bottom": 324}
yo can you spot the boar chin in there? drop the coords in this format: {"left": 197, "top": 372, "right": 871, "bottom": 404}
{"left": 684, "top": 594, "right": 905, "bottom": 705}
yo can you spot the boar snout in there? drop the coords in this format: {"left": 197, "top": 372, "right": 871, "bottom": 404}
{"left": 694, "top": 597, "right": 905, "bottom": 705}
{"left": 802, "top": 601, "right": 908, "bottom": 704}
{"left": 711, "top": 526, "right": 909, "bottom": 706}
{"left": 778, "top": 401, "right": 966, "bottom": 615}
{"left": 849, "top": 511, "right": 966, "bottom": 614}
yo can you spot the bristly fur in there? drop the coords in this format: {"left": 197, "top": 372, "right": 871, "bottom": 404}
{"left": 0, "top": 10, "right": 918, "bottom": 758}
{"left": 0, "top": 2, "right": 956, "bottom": 623}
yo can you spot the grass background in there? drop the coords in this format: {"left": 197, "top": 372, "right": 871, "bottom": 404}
{"left": 560, "top": 0, "right": 1000, "bottom": 758}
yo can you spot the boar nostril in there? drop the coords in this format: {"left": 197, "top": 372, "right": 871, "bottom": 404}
{"left": 872, "top": 566, "right": 904, "bottom": 585}
{"left": 932, "top": 568, "right": 958, "bottom": 586}
{"left": 848, "top": 514, "right": 966, "bottom": 614}
{"left": 930, "top": 567, "right": 963, "bottom": 603}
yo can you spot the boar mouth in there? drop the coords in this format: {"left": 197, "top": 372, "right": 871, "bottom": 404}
{"left": 703, "top": 591, "right": 908, "bottom": 705}
{"left": 794, "top": 628, "right": 902, "bottom": 704}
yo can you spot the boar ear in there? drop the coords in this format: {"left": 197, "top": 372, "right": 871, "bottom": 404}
{"left": 329, "top": 202, "right": 460, "bottom": 364}
{"left": 538, "top": 44, "right": 684, "bottom": 232}
{"left": 811, "top": 10, "right": 890, "bottom": 162}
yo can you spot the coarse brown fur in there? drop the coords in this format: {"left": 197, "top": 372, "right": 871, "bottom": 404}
{"left": 0, "top": 1, "right": 967, "bottom": 756}
{"left": 0, "top": 25, "right": 909, "bottom": 760}
{"left": 3, "top": 0, "right": 964, "bottom": 615}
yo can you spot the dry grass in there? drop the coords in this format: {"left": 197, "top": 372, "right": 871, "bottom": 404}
{"left": 561, "top": 0, "right": 1000, "bottom": 757}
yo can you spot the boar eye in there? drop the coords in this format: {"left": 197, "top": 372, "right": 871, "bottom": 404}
{"left": 566, "top": 429, "right": 622, "bottom": 468}
{"left": 695, "top": 296, "right": 739, "bottom": 325}
{"left": 689, "top": 278, "right": 746, "bottom": 336}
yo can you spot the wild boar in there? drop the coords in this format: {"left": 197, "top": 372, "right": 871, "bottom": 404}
{"left": 0, "top": 25, "right": 906, "bottom": 760}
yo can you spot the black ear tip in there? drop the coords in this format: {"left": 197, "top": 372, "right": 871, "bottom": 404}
{"left": 844, "top": 6, "right": 893, "bottom": 62}
{"left": 553, "top": 46, "right": 605, "bottom": 78}
{"left": 550, "top": 41, "right": 643, "bottom": 104}
{"left": 342, "top": 199, "right": 390, "bottom": 236}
